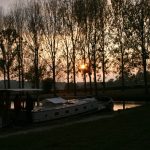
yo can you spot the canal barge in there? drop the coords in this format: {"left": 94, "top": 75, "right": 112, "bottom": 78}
{"left": 0, "top": 89, "right": 113, "bottom": 126}
{"left": 32, "top": 96, "right": 113, "bottom": 123}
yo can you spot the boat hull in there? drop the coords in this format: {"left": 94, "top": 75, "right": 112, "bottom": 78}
{"left": 32, "top": 100, "right": 99, "bottom": 122}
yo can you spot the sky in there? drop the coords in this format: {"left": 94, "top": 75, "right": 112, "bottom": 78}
{"left": 0, "top": 0, "right": 111, "bottom": 10}
{"left": 0, "top": 0, "right": 16, "bottom": 12}
{"left": 0, "top": 0, "right": 112, "bottom": 12}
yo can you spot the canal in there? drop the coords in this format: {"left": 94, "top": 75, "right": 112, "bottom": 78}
{"left": 113, "top": 101, "right": 145, "bottom": 111}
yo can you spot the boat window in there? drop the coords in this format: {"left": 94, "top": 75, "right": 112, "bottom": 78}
{"left": 55, "top": 112, "right": 59, "bottom": 116}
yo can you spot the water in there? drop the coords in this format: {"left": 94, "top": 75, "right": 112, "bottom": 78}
{"left": 10, "top": 101, "right": 144, "bottom": 111}
{"left": 113, "top": 101, "right": 144, "bottom": 111}
{"left": 10, "top": 101, "right": 38, "bottom": 109}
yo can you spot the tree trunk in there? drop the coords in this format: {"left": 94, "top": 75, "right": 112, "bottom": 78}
{"left": 92, "top": 44, "right": 97, "bottom": 96}
{"left": 141, "top": 7, "right": 148, "bottom": 94}
{"left": 34, "top": 47, "right": 39, "bottom": 89}
{"left": 3, "top": 65, "right": 7, "bottom": 89}
{"left": 6, "top": 66, "right": 10, "bottom": 89}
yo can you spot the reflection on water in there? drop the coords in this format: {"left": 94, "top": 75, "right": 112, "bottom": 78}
{"left": 114, "top": 101, "right": 144, "bottom": 111}
{"left": 10, "top": 101, "right": 144, "bottom": 111}
{"left": 10, "top": 101, "right": 38, "bottom": 109}
{"left": 10, "top": 101, "right": 26, "bottom": 109}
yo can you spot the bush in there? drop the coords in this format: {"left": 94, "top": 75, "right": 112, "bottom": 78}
{"left": 42, "top": 78, "right": 53, "bottom": 93}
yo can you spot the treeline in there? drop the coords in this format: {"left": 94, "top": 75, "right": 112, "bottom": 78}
{"left": 0, "top": 0, "right": 150, "bottom": 95}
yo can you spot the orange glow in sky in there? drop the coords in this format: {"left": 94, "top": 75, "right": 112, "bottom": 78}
{"left": 79, "top": 64, "right": 87, "bottom": 71}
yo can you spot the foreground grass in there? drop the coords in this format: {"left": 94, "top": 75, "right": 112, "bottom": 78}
{"left": 0, "top": 104, "right": 150, "bottom": 150}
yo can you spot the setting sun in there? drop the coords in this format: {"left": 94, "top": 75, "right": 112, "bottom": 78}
{"left": 80, "top": 64, "right": 87, "bottom": 70}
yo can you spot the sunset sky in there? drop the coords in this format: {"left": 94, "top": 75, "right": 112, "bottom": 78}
{"left": 0, "top": 0, "right": 16, "bottom": 12}
{"left": 0, "top": 0, "right": 112, "bottom": 12}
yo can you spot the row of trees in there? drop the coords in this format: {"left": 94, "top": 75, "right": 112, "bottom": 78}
{"left": 0, "top": 0, "right": 150, "bottom": 95}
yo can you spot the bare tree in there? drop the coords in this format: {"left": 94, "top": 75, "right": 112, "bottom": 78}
{"left": 125, "top": 0, "right": 150, "bottom": 93}
{"left": 111, "top": 0, "right": 132, "bottom": 91}
{"left": 13, "top": 2, "right": 26, "bottom": 88}
{"left": 0, "top": 8, "right": 6, "bottom": 88}
{"left": 58, "top": 0, "right": 81, "bottom": 96}
{"left": 0, "top": 27, "right": 18, "bottom": 88}
{"left": 0, "top": 11, "right": 20, "bottom": 89}
{"left": 41, "top": 0, "right": 62, "bottom": 94}
{"left": 25, "top": 0, "right": 43, "bottom": 88}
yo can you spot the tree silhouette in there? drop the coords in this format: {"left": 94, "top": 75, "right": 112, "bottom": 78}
{"left": 0, "top": 28, "right": 19, "bottom": 88}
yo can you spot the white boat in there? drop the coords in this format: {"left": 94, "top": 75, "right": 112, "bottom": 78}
{"left": 0, "top": 89, "right": 114, "bottom": 125}
{"left": 32, "top": 97, "right": 100, "bottom": 123}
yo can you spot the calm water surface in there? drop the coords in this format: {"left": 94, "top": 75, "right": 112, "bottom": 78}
{"left": 113, "top": 101, "right": 144, "bottom": 111}
{"left": 10, "top": 101, "right": 144, "bottom": 111}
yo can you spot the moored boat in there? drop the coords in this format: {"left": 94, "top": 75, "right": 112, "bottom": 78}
{"left": 0, "top": 89, "right": 114, "bottom": 126}
{"left": 32, "top": 96, "right": 113, "bottom": 123}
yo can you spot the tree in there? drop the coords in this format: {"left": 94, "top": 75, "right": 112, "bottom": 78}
{"left": 111, "top": 0, "right": 133, "bottom": 91}
{"left": 97, "top": 0, "right": 112, "bottom": 92}
{"left": 126, "top": 0, "right": 150, "bottom": 93}
{"left": 13, "top": 2, "right": 26, "bottom": 88}
{"left": 42, "top": 78, "right": 53, "bottom": 93}
{"left": 0, "top": 27, "right": 19, "bottom": 88}
{"left": 137, "top": 0, "right": 150, "bottom": 94}
{"left": 25, "top": 0, "right": 43, "bottom": 88}
{"left": 73, "top": 0, "right": 98, "bottom": 95}
{"left": 58, "top": 0, "right": 81, "bottom": 96}
{"left": 42, "top": 0, "right": 62, "bottom": 95}
{"left": 24, "top": 65, "right": 46, "bottom": 88}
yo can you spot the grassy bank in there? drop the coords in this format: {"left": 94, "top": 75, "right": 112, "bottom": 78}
{"left": 58, "top": 87, "right": 150, "bottom": 101}
{"left": 104, "top": 88, "right": 150, "bottom": 101}
{"left": 0, "top": 104, "right": 150, "bottom": 150}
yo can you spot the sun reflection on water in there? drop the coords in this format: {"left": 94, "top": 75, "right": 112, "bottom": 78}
{"left": 113, "top": 101, "right": 143, "bottom": 111}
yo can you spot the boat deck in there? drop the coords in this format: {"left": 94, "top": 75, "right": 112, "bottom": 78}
{"left": 33, "top": 98, "right": 98, "bottom": 112}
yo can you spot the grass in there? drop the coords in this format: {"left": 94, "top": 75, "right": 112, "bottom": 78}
{"left": 60, "top": 87, "right": 150, "bottom": 101}
{"left": 0, "top": 104, "right": 150, "bottom": 150}
{"left": 101, "top": 88, "right": 150, "bottom": 101}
